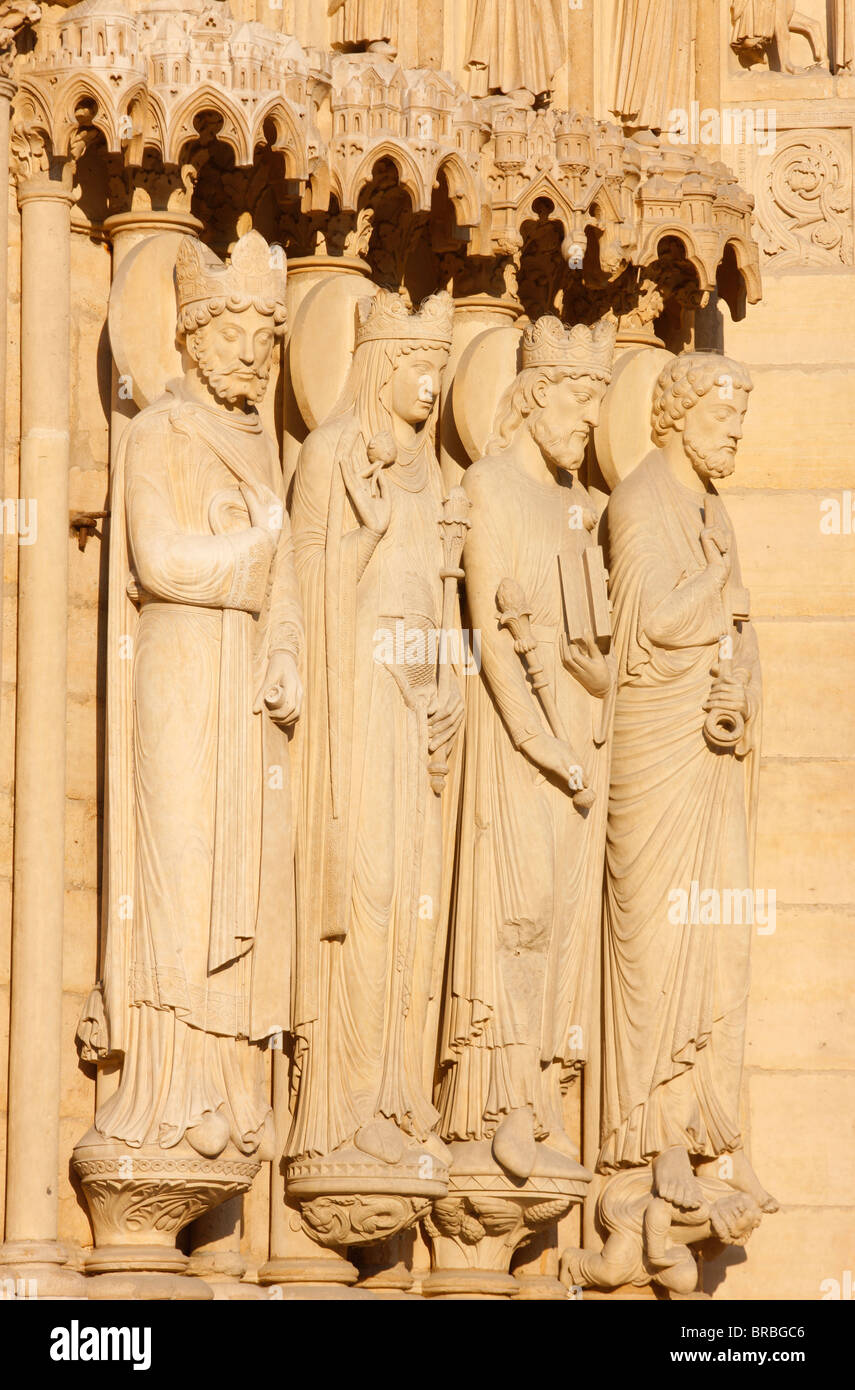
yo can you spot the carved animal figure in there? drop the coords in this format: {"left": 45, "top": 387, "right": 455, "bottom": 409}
{"left": 731, "top": 0, "right": 826, "bottom": 72}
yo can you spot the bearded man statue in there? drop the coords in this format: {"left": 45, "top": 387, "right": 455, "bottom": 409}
{"left": 436, "top": 316, "right": 617, "bottom": 1183}
{"left": 597, "top": 352, "right": 778, "bottom": 1235}
{"left": 74, "top": 232, "right": 304, "bottom": 1273}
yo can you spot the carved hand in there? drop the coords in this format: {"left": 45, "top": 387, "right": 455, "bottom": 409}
{"left": 521, "top": 732, "right": 589, "bottom": 795}
{"left": 255, "top": 650, "right": 303, "bottom": 726}
{"left": 704, "top": 666, "right": 750, "bottom": 720}
{"left": 427, "top": 682, "right": 464, "bottom": 755}
{"left": 700, "top": 526, "right": 732, "bottom": 589}
{"left": 338, "top": 423, "right": 392, "bottom": 537}
{"left": 560, "top": 630, "right": 611, "bottom": 698}
{"left": 240, "top": 480, "right": 283, "bottom": 542}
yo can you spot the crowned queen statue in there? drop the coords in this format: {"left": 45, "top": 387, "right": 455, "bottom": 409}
{"left": 284, "top": 289, "right": 464, "bottom": 1250}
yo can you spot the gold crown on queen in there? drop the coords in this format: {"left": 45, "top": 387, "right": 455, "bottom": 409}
{"left": 174, "top": 230, "right": 287, "bottom": 313}
{"left": 522, "top": 315, "right": 617, "bottom": 377}
{"left": 355, "top": 288, "right": 454, "bottom": 349}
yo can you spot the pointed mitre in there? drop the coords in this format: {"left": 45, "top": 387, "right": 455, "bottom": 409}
{"left": 521, "top": 314, "right": 617, "bottom": 379}
{"left": 355, "top": 288, "right": 454, "bottom": 349}
{"left": 174, "top": 230, "right": 287, "bottom": 314}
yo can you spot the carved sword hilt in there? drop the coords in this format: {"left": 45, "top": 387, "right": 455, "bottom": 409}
{"left": 496, "top": 577, "right": 595, "bottom": 811}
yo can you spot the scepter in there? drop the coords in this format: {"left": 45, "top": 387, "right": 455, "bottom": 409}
{"left": 428, "top": 487, "right": 471, "bottom": 795}
{"left": 496, "top": 577, "right": 595, "bottom": 811}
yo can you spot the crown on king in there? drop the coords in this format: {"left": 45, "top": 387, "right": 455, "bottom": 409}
{"left": 521, "top": 315, "right": 617, "bottom": 376}
{"left": 174, "top": 231, "right": 287, "bottom": 312}
{"left": 355, "top": 288, "right": 454, "bottom": 349}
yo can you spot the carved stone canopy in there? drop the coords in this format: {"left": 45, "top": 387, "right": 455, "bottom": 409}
{"left": 12, "top": 0, "right": 761, "bottom": 306}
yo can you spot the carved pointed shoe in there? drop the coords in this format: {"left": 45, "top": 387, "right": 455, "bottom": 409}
{"left": 491, "top": 1107, "right": 537, "bottom": 1180}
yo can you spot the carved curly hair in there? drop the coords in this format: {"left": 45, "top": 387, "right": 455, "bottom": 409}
{"left": 651, "top": 352, "right": 753, "bottom": 446}
{"left": 178, "top": 295, "right": 288, "bottom": 337}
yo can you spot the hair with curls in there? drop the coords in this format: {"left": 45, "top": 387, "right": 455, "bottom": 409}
{"left": 178, "top": 294, "right": 288, "bottom": 338}
{"left": 487, "top": 366, "right": 580, "bottom": 454}
{"left": 651, "top": 352, "right": 753, "bottom": 446}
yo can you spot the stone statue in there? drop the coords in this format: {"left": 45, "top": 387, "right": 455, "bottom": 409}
{"left": 834, "top": 0, "right": 854, "bottom": 72}
{"left": 613, "top": 0, "right": 693, "bottom": 132}
{"left": 285, "top": 289, "right": 462, "bottom": 1245}
{"left": 464, "top": 0, "right": 568, "bottom": 102}
{"left": 436, "top": 317, "right": 617, "bottom": 1185}
{"left": 593, "top": 353, "right": 777, "bottom": 1290}
{"left": 73, "top": 232, "right": 303, "bottom": 1265}
{"left": 328, "top": 0, "right": 398, "bottom": 55}
{"left": 561, "top": 1166, "right": 763, "bottom": 1296}
{"left": 0, "top": 1, "right": 40, "bottom": 77}
{"left": 730, "top": 0, "right": 826, "bottom": 72}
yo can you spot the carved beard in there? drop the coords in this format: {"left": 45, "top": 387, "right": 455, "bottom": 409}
{"left": 192, "top": 337, "right": 270, "bottom": 408}
{"left": 684, "top": 430, "right": 737, "bottom": 481}
{"left": 531, "top": 412, "right": 588, "bottom": 473}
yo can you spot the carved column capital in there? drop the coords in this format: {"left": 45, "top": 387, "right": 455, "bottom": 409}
{"left": 10, "top": 118, "right": 79, "bottom": 203}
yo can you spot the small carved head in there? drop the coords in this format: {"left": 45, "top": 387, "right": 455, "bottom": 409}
{"left": 652, "top": 352, "right": 753, "bottom": 482}
{"left": 174, "top": 231, "right": 287, "bottom": 408}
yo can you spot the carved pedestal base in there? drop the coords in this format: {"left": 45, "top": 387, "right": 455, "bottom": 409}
{"left": 422, "top": 1141, "right": 589, "bottom": 1300}
{"left": 185, "top": 1250, "right": 267, "bottom": 1300}
{"left": 286, "top": 1140, "right": 449, "bottom": 1250}
{"left": 258, "top": 1253, "right": 381, "bottom": 1300}
{"left": 72, "top": 1137, "right": 260, "bottom": 1299}
{"left": 0, "top": 1240, "right": 88, "bottom": 1300}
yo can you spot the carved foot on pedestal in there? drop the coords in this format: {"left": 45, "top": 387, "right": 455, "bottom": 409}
{"left": 72, "top": 1135, "right": 260, "bottom": 1299}
{"left": 422, "top": 1140, "right": 590, "bottom": 1299}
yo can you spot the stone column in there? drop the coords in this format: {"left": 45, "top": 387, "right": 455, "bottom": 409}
{"left": 187, "top": 1194, "right": 266, "bottom": 1300}
{"left": 257, "top": 1049, "right": 365, "bottom": 1301}
{"left": 695, "top": 0, "right": 722, "bottom": 160}
{"left": 440, "top": 290, "right": 521, "bottom": 491}
{"left": 281, "top": 252, "right": 372, "bottom": 486}
{"left": 0, "top": 138, "right": 86, "bottom": 1298}
{"left": 567, "top": 0, "right": 595, "bottom": 114}
{"left": 0, "top": 76, "right": 14, "bottom": 700}
{"left": 417, "top": 0, "right": 443, "bottom": 68}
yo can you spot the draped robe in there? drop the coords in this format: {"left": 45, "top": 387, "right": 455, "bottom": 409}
{"left": 613, "top": 0, "right": 693, "bottom": 131}
{"left": 94, "top": 380, "right": 303, "bottom": 1152}
{"left": 287, "top": 413, "right": 460, "bottom": 1159}
{"left": 599, "top": 452, "right": 761, "bottom": 1171}
{"left": 330, "top": 0, "right": 397, "bottom": 48}
{"left": 438, "top": 455, "right": 614, "bottom": 1144}
{"left": 730, "top": 0, "right": 777, "bottom": 48}
{"left": 465, "top": 0, "right": 568, "bottom": 98}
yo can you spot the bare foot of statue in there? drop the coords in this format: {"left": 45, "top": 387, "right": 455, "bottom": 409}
{"left": 652, "top": 1145, "right": 704, "bottom": 1211}
{"left": 492, "top": 1107, "right": 537, "bottom": 1180}
{"left": 709, "top": 1189, "right": 763, "bottom": 1244}
{"left": 697, "top": 1149, "right": 779, "bottom": 1214}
